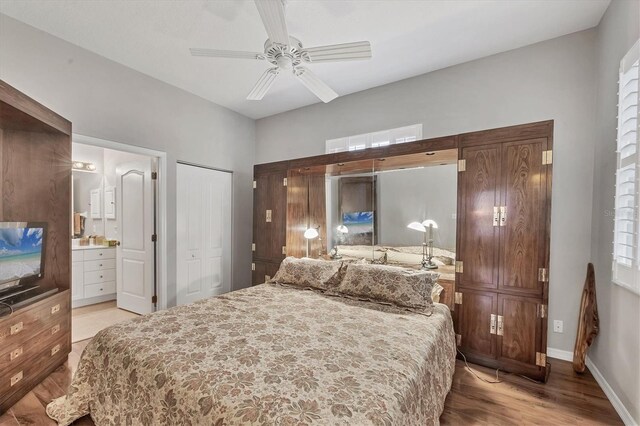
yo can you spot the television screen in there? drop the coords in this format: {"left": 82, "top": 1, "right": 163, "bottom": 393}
{"left": 0, "top": 223, "right": 45, "bottom": 288}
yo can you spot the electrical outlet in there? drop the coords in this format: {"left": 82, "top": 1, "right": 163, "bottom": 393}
{"left": 553, "top": 320, "right": 563, "bottom": 333}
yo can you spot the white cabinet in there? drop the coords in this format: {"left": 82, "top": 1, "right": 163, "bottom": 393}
{"left": 104, "top": 186, "right": 116, "bottom": 219}
{"left": 90, "top": 188, "right": 102, "bottom": 219}
{"left": 72, "top": 252, "right": 84, "bottom": 301}
{"left": 71, "top": 247, "right": 117, "bottom": 308}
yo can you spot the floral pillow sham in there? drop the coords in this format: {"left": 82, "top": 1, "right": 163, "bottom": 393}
{"left": 268, "top": 256, "right": 342, "bottom": 291}
{"left": 334, "top": 263, "right": 438, "bottom": 310}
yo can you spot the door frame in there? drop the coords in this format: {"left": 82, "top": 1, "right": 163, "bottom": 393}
{"left": 73, "top": 133, "right": 168, "bottom": 310}
{"left": 177, "top": 160, "right": 234, "bottom": 292}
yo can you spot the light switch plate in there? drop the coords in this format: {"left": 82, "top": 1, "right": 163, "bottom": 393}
{"left": 553, "top": 320, "right": 563, "bottom": 333}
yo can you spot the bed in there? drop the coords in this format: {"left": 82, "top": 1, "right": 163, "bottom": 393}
{"left": 47, "top": 283, "right": 456, "bottom": 425}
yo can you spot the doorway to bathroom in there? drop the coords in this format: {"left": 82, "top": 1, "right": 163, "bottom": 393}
{"left": 71, "top": 134, "right": 167, "bottom": 343}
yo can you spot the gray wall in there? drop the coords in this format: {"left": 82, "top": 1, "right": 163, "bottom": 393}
{"left": 257, "top": 29, "right": 598, "bottom": 354}
{"left": 377, "top": 165, "right": 457, "bottom": 249}
{"left": 590, "top": 0, "right": 640, "bottom": 423}
{"left": 0, "top": 14, "right": 256, "bottom": 306}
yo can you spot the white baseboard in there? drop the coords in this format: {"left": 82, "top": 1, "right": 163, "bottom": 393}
{"left": 586, "top": 356, "right": 637, "bottom": 426}
{"left": 547, "top": 347, "right": 573, "bottom": 361}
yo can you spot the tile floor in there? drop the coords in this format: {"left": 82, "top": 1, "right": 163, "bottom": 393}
{"left": 71, "top": 301, "right": 139, "bottom": 342}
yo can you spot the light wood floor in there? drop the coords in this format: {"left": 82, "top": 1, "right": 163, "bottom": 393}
{"left": 72, "top": 301, "right": 139, "bottom": 342}
{"left": 0, "top": 341, "right": 622, "bottom": 425}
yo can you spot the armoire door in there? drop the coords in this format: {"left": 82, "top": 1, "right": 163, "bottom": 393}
{"left": 496, "top": 294, "right": 545, "bottom": 373}
{"left": 498, "top": 139, "right": 548, "bottom": 296}
{"left": 457, "top": 144, "right": 502, "bottom": 290}
{"left": 457, "top": 289, "right": 497, "bottom": 360}
{"left": 253, "top": 171, "right": 287, "bottom": 262}
{"left": 176, "top": 164, "right": 232, "bottom": 306}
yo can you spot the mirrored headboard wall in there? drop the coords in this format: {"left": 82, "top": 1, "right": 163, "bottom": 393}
{"left": 285, "top": 149, "right": 457, "bottom": 278}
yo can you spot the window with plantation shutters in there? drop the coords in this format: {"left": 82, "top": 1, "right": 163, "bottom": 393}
{"left": 613, "top": 40, "right": 640, "bottom": 294}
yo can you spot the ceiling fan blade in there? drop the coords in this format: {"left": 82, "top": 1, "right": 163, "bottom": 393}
{"left": 294, "top": 66, "right": 338, "bottom": 103}
{"left": 302, "top": 41, "right": 371, "bottom": 63}
{"left": 247, "top": 67, "right": 280, "bottom": 100}
{"left": 254, "top": 0, "right": 290, "bottom": 45}
{"left": 190, "top": 48, "right": 264, "bottom": 60}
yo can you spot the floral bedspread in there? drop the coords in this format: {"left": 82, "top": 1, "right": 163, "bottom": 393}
{"left": 47, "top": 284, "right": 456, "bottom": 425}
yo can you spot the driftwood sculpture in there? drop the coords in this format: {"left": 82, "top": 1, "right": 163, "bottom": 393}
{"left": 573, "top": 263, "right": 599, "bottom": 373}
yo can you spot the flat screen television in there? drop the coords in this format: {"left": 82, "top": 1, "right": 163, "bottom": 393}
{"left": 0, "top": 222, "right": 46, "bottom": 295}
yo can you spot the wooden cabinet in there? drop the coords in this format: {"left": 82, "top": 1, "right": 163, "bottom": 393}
{"left": 455, "top": 122, "right": 552, "bottom": 381}
{"left": 0, "top": 80, "right": 72, "bottom": 413}
{"left": 252, "top": 162, "right": 288, "bottom": 284}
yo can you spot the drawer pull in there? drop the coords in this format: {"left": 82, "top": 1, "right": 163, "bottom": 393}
{"left": 10, "top": 371, "right": 23, "bottom": 387}
{"left": 51, "top": 344, "right": 61, "bottom": 356}
{"left": 99, "top": 253, "right": 103, "bottom": 256}
{"left": 100, "top": 275, "right": 103, "bottom": 279}
{"left": 10, "top": 322, "right": 23, "bottom": 335}
{"left": 51, "top": 324, "right": 61, "bottom": 335}
{"left": 51, "top": 304, "right": 61, "bottom": 315}
{"left": 10, "top": 347, "right": 23, "bottom": 361}
{"left": 99, "top": 263, "right": 103, "bottom": 267}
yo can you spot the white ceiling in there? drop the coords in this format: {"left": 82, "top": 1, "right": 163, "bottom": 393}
{"left": 0, "top": 0, "right": 610, "bottom": 119}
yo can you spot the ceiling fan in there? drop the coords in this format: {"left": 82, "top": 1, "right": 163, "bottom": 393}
{"left": 190, "top": 0, "right": 372, "bottom": 103}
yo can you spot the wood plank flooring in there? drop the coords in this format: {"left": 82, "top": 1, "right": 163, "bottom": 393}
{"left": 1, "top": 341, "right": 622, "bottom": 425}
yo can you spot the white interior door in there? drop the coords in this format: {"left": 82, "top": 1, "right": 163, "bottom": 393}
{"left": 116, "top": 159, "right": 154, "bottom": 314}
{"left": 177, "top": 163, "right": 232, "bottom": 305}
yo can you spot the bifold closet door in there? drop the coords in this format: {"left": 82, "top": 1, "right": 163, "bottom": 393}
{"left": 177, "top": 164, "right": 232, "bottom": 305}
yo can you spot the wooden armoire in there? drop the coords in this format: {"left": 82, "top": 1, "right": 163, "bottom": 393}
{"left": 252, "top": 161, "right": 288, "bottom": 285}
{"left": 455, "top": 121, "right": 552, "bottom": 381}
{"left": 0, "top": 80, "right": 72, "bottom": 412}
{"left": 252, "top": 121, "right": 553, "bottom": 381}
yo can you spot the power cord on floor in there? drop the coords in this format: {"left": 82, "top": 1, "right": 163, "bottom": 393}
{"left": 457, "top": 348, "right": 548, "bottom": 385}
{"left": 457, "top": 348, "right": 502, "bottom": 383}
{"left": 0, "top": 301, "right": 13, "bottom": 317}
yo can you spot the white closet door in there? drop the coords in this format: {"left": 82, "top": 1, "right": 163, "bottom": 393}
{"left": 177, "top": 163, "right": 232, "bottom": 305}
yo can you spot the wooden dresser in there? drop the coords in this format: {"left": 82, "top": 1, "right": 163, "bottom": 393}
{"left": 0, "top": 80, "right": 72, "bottom": 413}
{"left": 0, "top": 291, "right": 71, "bottom": 411}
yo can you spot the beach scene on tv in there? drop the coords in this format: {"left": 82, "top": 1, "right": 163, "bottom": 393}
{"left": 0, "top": 227, "right": 43, "bottom": 285}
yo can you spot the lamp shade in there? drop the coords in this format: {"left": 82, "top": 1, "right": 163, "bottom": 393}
{"left": 336, "top": 225, "right": 349, "bottom": 234}
{"left": 407, "top": 221, "right": 426, "bottom": 232}
{"left": 304, "top": 228, "right": 319, "bottom": 239}
{"left": 422, "top": 219, "right": 438, "bottom": 229}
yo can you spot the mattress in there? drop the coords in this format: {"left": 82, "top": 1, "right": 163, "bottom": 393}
{"left": 47, "top": 283, "right": 456, "bottom": 425}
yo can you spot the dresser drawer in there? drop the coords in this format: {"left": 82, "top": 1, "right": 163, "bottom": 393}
{"left": 84, "top": 258, "right": 116, "bottom": 272}
{"left": 0, "top": 317, "right": 69, "bottom": 373}
{"left": 84, "top": 281, "right": 116, "bottom": 298}
{"left": 84, "top": 268, "right": 116, "bottom": 284}
{"left": 84, "top": 248, "right": 116, "bottom": 261}
{"left": 0, "top": 293, "right": 69, "bottom": 349}
{"left": 0, "top": 332, "right": 69, "bottom": 405}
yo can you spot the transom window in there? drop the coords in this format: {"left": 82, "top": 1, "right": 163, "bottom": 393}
{"left": 325, "top": 124, "right": 422, "bottom": 154}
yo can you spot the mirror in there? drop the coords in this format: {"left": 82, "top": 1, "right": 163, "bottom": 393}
{"left": 324, "top": 149, "right": 457, "bottom": 277}
{"left": 284, "top": 148, "right": 458, "bottom": 286}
